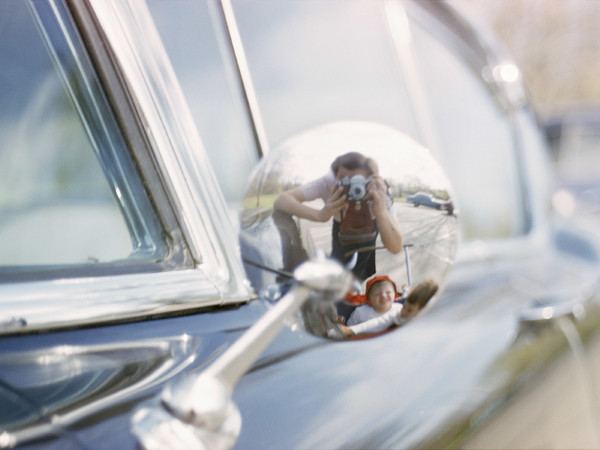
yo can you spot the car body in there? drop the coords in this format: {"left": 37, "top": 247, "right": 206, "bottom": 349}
{"left": 2, "top": 1, "right": 600, "bottom": 449}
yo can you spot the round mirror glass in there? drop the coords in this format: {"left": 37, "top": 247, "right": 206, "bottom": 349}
{"left": 240, "top": 121, "right": 458, "bottom": 337}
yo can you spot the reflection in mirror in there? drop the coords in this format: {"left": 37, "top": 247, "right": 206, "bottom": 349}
{"left": 240, "top": 121, "right": 458, "bottom": 338}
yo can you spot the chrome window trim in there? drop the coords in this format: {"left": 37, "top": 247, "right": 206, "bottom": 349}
{"left": 86, "top": 0, "right": 250, "bottom": 293}
{"left": 0, "top": 0, "right": 253, "bottom": 334}
{"left": 220, "top": 0, "right": 270, "bottom": 157}
{"left": 0, "top": 270, "right": 222, "bottom": 334}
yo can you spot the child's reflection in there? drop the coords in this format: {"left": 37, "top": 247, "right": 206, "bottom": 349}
{"left": 339, "top": 277, "right": 438, "bottom": 337}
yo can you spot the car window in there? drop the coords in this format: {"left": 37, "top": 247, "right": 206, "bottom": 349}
{"left": 231, "top": 0, "right": 420, "bottom": 148}
{"left": 147, "top": 0, "right": 260, "bottom": 212}
{"left": 0, "top": 1, "right": 167, "bottom": 272}
{"left": 408, "top": 18, "right": 528, "bottom": 240}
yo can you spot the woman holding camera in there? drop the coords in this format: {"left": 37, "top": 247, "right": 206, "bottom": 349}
{"left": 273, "top": 151, "right": 402, "bottom": 280}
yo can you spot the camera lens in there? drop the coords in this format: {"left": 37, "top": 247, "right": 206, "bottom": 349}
{"left": 349, "top": 185, "right": 365, "bottom": 200}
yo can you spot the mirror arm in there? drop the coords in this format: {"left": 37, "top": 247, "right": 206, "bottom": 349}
{"left": 131, "top": 252, "right": 352, "bottom": 450}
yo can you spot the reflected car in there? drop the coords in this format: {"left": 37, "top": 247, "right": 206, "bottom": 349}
{"left": 2, "top": 1, "right": 600, "bottom": 449}
{"left": 406, "top": 192, "right": 454, "bottom": 214}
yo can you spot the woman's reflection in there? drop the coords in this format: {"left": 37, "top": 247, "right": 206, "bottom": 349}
{"left": 273, "top": 151, "right": 402, "bottom": 280}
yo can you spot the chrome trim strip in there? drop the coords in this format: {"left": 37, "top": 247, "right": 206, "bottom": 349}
{"left": 384, "top": 1, "right": 442, "bottom": 160}
{"left": 0, "top": 269, "right": 248, "bottom": 335}
{"left": 220, "top": 0, "right": 270, "bottom": 156}
{"left": 2, "top": 336, "right": 199, "bottom": 446}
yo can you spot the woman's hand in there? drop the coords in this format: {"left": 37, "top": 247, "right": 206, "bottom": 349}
{"left": 366, "top": 176, "right": 389, "bottom": 212}
{"left": 317, "top": 185, "right": 347, "bottom": 222}
{"left": 367, "top": 176, "right": 403, "bottom": 254}
{"left": 274, "top": 185, "right": 346, "bottom": 223}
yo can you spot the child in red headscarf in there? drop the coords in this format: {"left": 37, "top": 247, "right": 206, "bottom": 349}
{"left": 340, "top": 277, "right": 438, "bottom": 337}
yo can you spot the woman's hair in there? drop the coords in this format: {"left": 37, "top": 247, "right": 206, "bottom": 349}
{"left": 331, "top": 152, "right": 378, "bottom": 177}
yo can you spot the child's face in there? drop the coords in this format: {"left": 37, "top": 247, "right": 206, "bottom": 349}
{"left": 368, "top": 281, "right": 395, "bottom": 313}
{"left": 400, "top": 302, "right": 420, "bottom": 319}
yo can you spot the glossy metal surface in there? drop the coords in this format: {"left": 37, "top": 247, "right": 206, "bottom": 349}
{"left": 88, "top": 0, "right": 249, "bottom": 290}
{"left": 0, "top": 270, "right": 217, "bottom": 334}
{"left": 0, "top": 336, "right": 197, "bottom": 447}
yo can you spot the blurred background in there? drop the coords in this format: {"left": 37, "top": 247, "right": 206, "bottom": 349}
{"left": 466, "top": 0, "right": 600, "bottom": 215}
{"left": 466, "top": 0, "right": 600, "bottom": 115}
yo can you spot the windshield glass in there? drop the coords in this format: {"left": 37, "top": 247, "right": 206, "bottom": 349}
{"left": 231, "top": 0, "right": 420, "bottom": 148}
{"left": 147, "top": 0, "right": 260, "bottom": 212}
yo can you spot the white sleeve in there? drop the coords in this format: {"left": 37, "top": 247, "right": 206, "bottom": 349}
{"left": 300, "top": 172, "right": 336, "bottom": 202}
{"left": 349, "top": 304, "right": 403, "bottom": 335}
{"left": 346, "top": 305, "right": 377, "bottom": 326}
{"left": 346, "top": 306, "right": 365, "bottom": 326}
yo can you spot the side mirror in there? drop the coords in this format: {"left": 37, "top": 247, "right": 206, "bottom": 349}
{"left": 240, "top": 121, "right": 459, "bottom": 337}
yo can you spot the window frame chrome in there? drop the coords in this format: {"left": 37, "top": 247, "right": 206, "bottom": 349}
{"left": 81, "top": 0, "right": 250, "bottom": 298}
{"left": 220, "top": 0, "right": 270, "bottom": 157}
{"left": 0, "top": 0, "right": 253, "bottom": 335}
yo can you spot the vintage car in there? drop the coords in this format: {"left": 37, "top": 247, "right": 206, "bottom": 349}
{"left": 2, "top": 0, "right": 600, "bottom": 449}
{"left": 406, "top": 192, "right": 454, "bottom": 214}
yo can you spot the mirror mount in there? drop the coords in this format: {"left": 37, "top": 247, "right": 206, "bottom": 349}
{"left": 131, "top": 253, "right": 352, "bottom": 449}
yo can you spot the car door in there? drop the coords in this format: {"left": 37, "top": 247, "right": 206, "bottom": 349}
{"left": 0, "top": 0, "right": 253, "bottom": 329}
